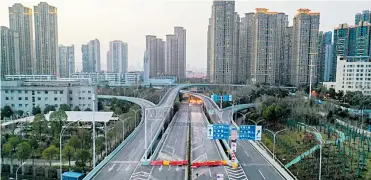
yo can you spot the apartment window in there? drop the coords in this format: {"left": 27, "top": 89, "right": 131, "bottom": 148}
{"left": 70, "top": 98, "right": 73, "bottom": 100}
{"left": 19, "top": 104, "right": 22, "bottom": 107}
{"left": 88, "top": 97, "right": 91, "bottom": 100}
{"left": 11, "top": 97, "right": 14, "bottom": 100}
{"left": 54, "top": 104, "right": 58, "bottom": 107}
{"left": 45, "top": 91, "right": 48, "bottom": 94}
{"left": 69, "top": 90, "right": 72, "bottom": 94}
{"left": 88, "top": 91, "right": 91, "bottom": 93}
{"left": 60, "top": 98, "right": 63, "bottom": 101}
{"left": 25, "top": 90, "right": 28, "bottom": 94}
{"left": 82, "top": 97, "right": 85, "bottom": 100}
{"left": 60, "top": 90, "right": 63, "bottom": 94}
{"left": 83, "top": 104, "right": 85, "bottom": 106}
{"left": 11, "top": 104, "right": 15, "bottom": 107}
{"left": 18, "top": 97, "right": 22, "bottom": 100}
{"left": 54, "top": 91, "right": 58, "bottom": 94}
{"left": 5, "top": 90, "right": 8, "bottom": 93}
{"left": 45, "top": 97, "right": 48, "bottom": 101}
{"left": 70, "top": 104, "right": 73, "bottom": 107}
{"left": 25, "top": 104, "right": 28, "bottom": 107}
{"left": 5, "top": 97, "right": 9, "bottom": 100}
{"left": 54, "top": 97, "right": 58, "bottom": 101}
{"left": 11, "top": 90, "right": 14, "bottom": 93}
{"left": 79, "top": 97, "right": 82, "bottom": 100}
{"left": 37, "top": 91, "right": 41, "bottom": 94}
{"left": 18, "top": 90, "right": 22, "bottom": 94}
{"left": 82, "top": 91, "right": 85, "bottom": 93}
{"left": 25, "top": 97, "right": 28, "bottom": 100}
{"left": 88, "top": 104, "right": 91, "bottom": 107}
{"left": 38, "top": 97, "right": 41, "bottom": 100}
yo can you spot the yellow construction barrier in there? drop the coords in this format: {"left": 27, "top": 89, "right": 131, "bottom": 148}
{"left": 221, "top": 160, "right": 227, "bottom": 165}
{"left": 232, "top": 162, "right": 238, "bottom": 169}
{"left": 163, "top": 160, "right": 170, "bottom": 166}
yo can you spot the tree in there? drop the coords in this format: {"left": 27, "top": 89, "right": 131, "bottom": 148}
{"left": 42, "top": 145, "right": 59, "bottom": 167}
{"left": 114, "top": 107, "right": 122, "bottom": 115}
{"left": 43, "top": 105, "right": 56, "bottom": 114}
{"left": 63, "top": 146, "right": 75, "bottom": 168}
{"left": 85, "top": 108, "right": 92, "bottom": 111}
{"left": 67, "top": 135, "right": 81, "bottom": 152}
{"left": 98, "top": 101, "right": 104, "bottom": 111}
{"left": 327, "top": 88, "right": 336, "bottom": 99}
{"left": 16, "top": 142, "right": 31, "bottom": 164}
{"left": 4, "top": 136, "right": 20, "bottom": 174}
{"left": 73, "top": 106, "right": 81, "bottom": 111}
{"left": 76, "top": 149, "right": 91, "bottom": 168}
{"left": 59, "top": 104, "right": 71, "bottom": 111}
{"left": 16, "top": 110, "right": 24, "bottom": 117}
{"left": 96, "top": 136, "right": 105, "bottom": 157}
{"left": 2, "top": 105, "right": 13, "bottom": 118}
{"left": 49, "top": 109, "right": 68, "bottom": 139}
{"left": 28, "top": 137, "right": 38, "bottom": 168}
{"left": 31, "top": 114, "right": 47, "bottom": 138}
{"left": 32, "top": 106, "right": 42, "bottom": 115}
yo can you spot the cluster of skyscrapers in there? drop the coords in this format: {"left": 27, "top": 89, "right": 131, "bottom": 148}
{"left": 207, "top": 1, "right": 321, "bottom": 86}
{"left": 144, "top": 27, "right": 187, "bottom": 81}
{"left": 1, "top": 3, "right": 128, "bottom": 79}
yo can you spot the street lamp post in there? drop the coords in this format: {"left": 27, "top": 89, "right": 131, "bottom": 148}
{"left": 310, "top": 127, "right": 323, "bottom": 180}
{"left": 92, "top": 94, "right": 96, "bottom": 168}
{"left": 131, "top": 109, "right": 140, "bottom": 127}
{"left": 119, "top": 117, "right": 131, "bottom": 141}
{"left": 247, "top": 119, "right": 265, "bottom": 125}
{"left": 264, "top": 128, "right": 287, "bottom": 160}
{"left": 16, "top": 162, "right": 26, "bottom": 180}
{"left": 59, "top": 120, "right": 81, "bottom": 177}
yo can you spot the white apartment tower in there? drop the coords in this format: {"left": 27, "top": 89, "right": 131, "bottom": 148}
{"left": 291, "top": 9, "right": 320, "bottom": 86}
{"left": 165, "top": 34, "right": 178, "bottom": 76}
{"left": 207, "top": 0, "right": 237, "bottom": 84}
{"left": 34, "top": 2, "right": 58, "bottom": 76}
{"left": 146, "top": 35, "right": 165, "bottom": 77}
{"left": 82, "top": 39, "right": 100, "bottom": 73}
{"left": 174, "top": 27, "right": 186, "bottom": 79}
{"left": 250, "top": 8, "right": 288, "bottom": 85}
{"left": 107, "top": 40, "right": 128, "bottom": 74}
{"left": 238, "top": 13, "right": 254, "bottom": 84}
{"left": 59, "top": 45, "right": 75, "bottom": 78}
{"left": 9, "top": 3, "right": 33, "bottom": 75}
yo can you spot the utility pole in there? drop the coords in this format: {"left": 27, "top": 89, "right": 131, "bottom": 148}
{"left": 92, "top": 94, "right": 96, "bottom": 167}
{"left": 308, "top": 52, "right": 317, "bottom": 100}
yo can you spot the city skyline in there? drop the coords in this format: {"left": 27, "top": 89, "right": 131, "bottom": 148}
{"left": 1, "top": 0, "right": 371, "bottom": 73}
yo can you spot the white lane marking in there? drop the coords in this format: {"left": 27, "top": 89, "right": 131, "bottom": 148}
{"left": 125, "top": 164, "right": 132, "bottom": 171}
{"left": 159, "top": 165, "right": 163, "bottom": 172}
{"left": 108, "top": 164, "right": 116, "bottom": 172}
{"left": 168, "top": 165, "right": 171, "bottom": 171}
{"left": 128, "top": 164, "right": 141, "bottom": 179}
{"left": 146, "top": 166, "right": 154, "bottom": 180}
{"left": 117, "top": 164, "right": 123, "bottom": 171}
{"left": 258, "top": 170, "right": 266, "bottom": 179}
{"left": 209, "top": 169, "right": 212, "bottom": 177}
{"left": 244, "top": 151, "right": 250, "bottom": 157}
{"left": 175, "top": 138, "right": 177, "bottom": 144}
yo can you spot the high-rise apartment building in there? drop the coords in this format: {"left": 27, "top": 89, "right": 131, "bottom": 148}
{"left": 146, "top": 35, "right": 165, "bottom": 77}
{"left": 1, "top": 26, "right": 20, "bottom": 78}
{"left": 34, "top": 2, "right": 58, "bottom": 76}
{"left": 174, "top": 27, "right": 186, "bottom": 79}
{"left": 82, "top": 39, "right": 100, "bottom": 73}
{"left": 282, "top": 26, "right": 293, "bottom": 85}
{"left": 165, "top": 34, "right": 178, "bottom": 76}
{"left": 318, "top": 31, "right": 332, "bottom": 82}
{"left": 290, "top": 9, "right": 320, "bottom": 87}
{"left": 238, "top": 13, "right": 254, "bottom": 84}
{"left": 250, "top": 8, "right": 288, "bottom": 85}
{"left": 207, "top": 0, "right": 237, "bottom": 84}
{"left": 9, "top": 3, "right": 33, "bottom": 75}
{"left": 332, "top": 22, "right": 371, "bottom": 81}
{"left": 107, "top": 40, "right": 128, "bottom": 74}
{"left": 164, "top": 27, "right": 187, "bottom": 79}
{"left": 59, "top": 45, "right": 75, "bottom": 78}
{"left": 355, "top": 10, "right": 371, "bottom": 25}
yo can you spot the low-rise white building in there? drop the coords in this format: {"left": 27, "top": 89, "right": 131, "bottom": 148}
{"left": 1, "top": 79, "right": 98, "bottom": 113}
{"left": 71, "top": 72, "right": 125, "bottom": 86}
{"left": 125, "top": 71, "right": 142, "bottom": 86}
{"left": 323, "top": 56, "right": 371, "bottom": 95}
{"left": 4, "top": 74, "right": 57, "bottom": 81}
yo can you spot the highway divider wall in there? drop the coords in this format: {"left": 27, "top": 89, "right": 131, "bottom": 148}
{"left": 187, "top": 107, "right": 192, "bottom": 180}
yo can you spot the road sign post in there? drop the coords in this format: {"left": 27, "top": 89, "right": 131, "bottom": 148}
{"left": 207, "top": 124, "right": 230, "bottom": 140}
{"left": 238, "top": 125, "right": 262, "bottom": 141}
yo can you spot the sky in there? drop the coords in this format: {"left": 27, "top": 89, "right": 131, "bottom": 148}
{"left": 1, "top": 0, "right": 371, "bottom": 73}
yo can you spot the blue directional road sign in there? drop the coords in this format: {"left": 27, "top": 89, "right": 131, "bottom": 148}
{"left": 238, "top": 125, "right": 262, "bottom": 140}
{"left": 223, "top": 94, "right": 232, "bottom": 102}
{"left": 207, "top": 124, "right": 230, "bottom": 140}
{"left": 211, "top": 94, "right": 221, "bottom": 102}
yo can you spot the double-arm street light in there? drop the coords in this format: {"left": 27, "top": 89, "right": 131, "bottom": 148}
{"left": 131, "top": 109, "right": 140, "bottom": 127}
{"left": 264, "top": 128, "right": 287, "bottom": 161}
{"left": 119, "top": 117, "right": 131, "bottom": 141}
{"left": 237, "top": 112, "right": 265, "bottom": 125}
{"left": 59, "top": 119, "right": 81, "bottom": 177}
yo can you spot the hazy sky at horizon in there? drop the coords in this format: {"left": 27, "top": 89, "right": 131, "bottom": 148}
{"left": 1, "top": 0, "right": 371, "bottom": 73}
